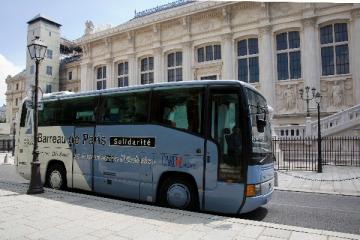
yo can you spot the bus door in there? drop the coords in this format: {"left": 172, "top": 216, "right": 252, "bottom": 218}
{"left": 67, "top": 96, "right": 98, "bottom": 191}
{"left": 204, "top": 86, "right": 247, "bottom": 213}
{"left": 72, "top": 126, "right": 95, "bottom": 191}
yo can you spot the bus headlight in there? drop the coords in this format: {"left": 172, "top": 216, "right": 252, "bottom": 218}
{"left": 246, "top": 184, "right": 261, "bottom": 197}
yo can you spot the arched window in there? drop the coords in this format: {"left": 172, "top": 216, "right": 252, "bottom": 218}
{"left": 167, "top": 51, "right": 182, "bottom": 82}
{"left": 96, "top": 66, "right": 106, "bottom": 90}
{"left": 276, "top": 31, "right": 301, "bottom": 80}
{"left": 117, "top": 61, "right": 129, "bottom": 87}
{"left": 320, "top": 23, "right": 349, "bottom": 76}
{"left": 237, "top": 38, "right": 259, "bottom": 83}
{"left": 140, "top": 57, "right": 154, "bottom": 84}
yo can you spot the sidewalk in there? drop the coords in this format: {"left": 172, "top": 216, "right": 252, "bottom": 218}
{"left": 275, "top": 166, "right": 360, "bottom": 196}
{"left": 0, "top": 181, "right": 359, "bottom": 240}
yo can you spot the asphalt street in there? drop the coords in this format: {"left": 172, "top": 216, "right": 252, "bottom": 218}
{"left": 1, "top": 164, "right": 359, "bottom": 235}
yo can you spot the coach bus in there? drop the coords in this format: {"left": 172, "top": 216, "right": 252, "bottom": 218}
{"left": 16, "top": 80, "right": 274, "bottom": 214}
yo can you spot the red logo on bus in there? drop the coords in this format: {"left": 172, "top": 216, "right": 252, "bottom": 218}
{"left": 175, "top": 156, "right": 182, "bottom": 167}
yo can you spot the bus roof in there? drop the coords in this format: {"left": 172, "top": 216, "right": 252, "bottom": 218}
{"left": 41, "top": 80, "right": 264, "bottom": 101}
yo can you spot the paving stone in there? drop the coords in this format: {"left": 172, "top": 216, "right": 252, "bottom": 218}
{"left": 289, "top": 232, "right": 327, "bottom": 240}
{"left": 262, "top": 227, "right": 292, "bottom": 239}
{"left": 258, "top": 236, "right": 287, "bottom": 240}
{"left": 238, "top": 225, "right": 265, "bottom": 239}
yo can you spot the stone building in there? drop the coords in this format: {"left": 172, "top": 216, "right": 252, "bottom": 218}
{"left": 5, "top": 1, "right": 360, "bottom": 135}
{"left": 5, "top": 70, "right": 26, "bottom": 125}
{"left": 74, "top": 1, "right": 360, "bottom": 128}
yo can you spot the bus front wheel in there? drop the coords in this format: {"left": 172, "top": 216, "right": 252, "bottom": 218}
{"left": 46, "top": 163, "right": 67, "bottom": 190}
{"left": 159, "top": 176, "right": 197, "bottom": 210}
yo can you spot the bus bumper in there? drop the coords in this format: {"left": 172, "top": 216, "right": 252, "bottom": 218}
{"left": 240, "top": 188, "right": 273, "bottom": 214}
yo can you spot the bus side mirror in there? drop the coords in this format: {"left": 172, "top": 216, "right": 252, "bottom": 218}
{"left": 256, "top": 113, "right": 266, "bottom": 133}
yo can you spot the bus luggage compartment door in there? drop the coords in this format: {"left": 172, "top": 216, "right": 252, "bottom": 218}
{"left": 72, "top": 126, "right": 95, "bottom": 191}
{"left": 93, "top": 125, "right": 142, "bottom": 200}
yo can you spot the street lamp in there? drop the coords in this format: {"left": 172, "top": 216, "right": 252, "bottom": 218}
{"left": 315, "top": 92, "right": 323, "bottom": 173}
{"left": 27, "top": 36, "right": 47, "bottom": 194}
{"left": 299, "top": 86, "right": 316, "bottom": 117}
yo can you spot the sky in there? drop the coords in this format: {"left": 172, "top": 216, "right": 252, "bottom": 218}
{"left": 0, "top": 0, "right": 170, "bottom": 106}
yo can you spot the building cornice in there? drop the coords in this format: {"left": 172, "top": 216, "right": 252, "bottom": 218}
{"left": 75, "top": 1, "right": 233, "bottom": 45}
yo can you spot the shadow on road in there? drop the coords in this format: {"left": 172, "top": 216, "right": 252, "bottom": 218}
{"left": 240, "top": 207, "right": 268, "bottom": 221}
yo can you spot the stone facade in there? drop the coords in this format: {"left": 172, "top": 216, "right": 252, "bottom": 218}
{"left": 5, "top": 70, "right": 26, "bottom": 128}
{"left": 59, "top": 56, "right": 81, "bottom": 92}
{"left": 73, "top": 1, "right": 360, "bottom": 126}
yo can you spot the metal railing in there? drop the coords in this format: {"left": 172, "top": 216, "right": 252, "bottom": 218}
{"left": 273, "top": 136, "right": 360, "bottom": 171}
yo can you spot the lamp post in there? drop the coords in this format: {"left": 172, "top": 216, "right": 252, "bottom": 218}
{"left": 315, "top": 92, "right": 323, "bottom": 173}
{"left": 299, "top": 86, "right": 316, "bottom": 117}
{"left": 12, "top": 120, "right": 15, "bottom": 156}
{"left": 27, "top": 36, "right": 47, "bottom": 194}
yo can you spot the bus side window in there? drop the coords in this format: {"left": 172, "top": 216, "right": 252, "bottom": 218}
{"left": 60, "top": 96, "right": 96, "bottom": 125}
{"left": 102, "top": 91, "right": 149, "bottom": 124}
{"left": 151, "top": 88, "right": 202, "bottom": 134}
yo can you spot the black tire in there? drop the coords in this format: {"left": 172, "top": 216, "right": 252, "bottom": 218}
{"left": 46, "top": 163, "right": 67, "bottom": 190}
{"left": 159, "top": 176, "right": 198, "bottom": 211}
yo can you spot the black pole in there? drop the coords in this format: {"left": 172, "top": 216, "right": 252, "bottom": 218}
{"left": 317, "top": 102, "right": 322, "bottom": 173}
{"left": 27, "top": 59, "right": 44, "bottom": 194}
{"left": 306, "top": 98, "right": 310, "bottom": 117}
{"left": 12, "top": 122, "right": 15, "bottom": 156}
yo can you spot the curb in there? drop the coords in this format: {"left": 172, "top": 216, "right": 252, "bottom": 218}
{"left": 1, "top": 181, "right": 359, "bottom": 240}
{"left": 274, "top": 186, "right": 360, "bottom": 197}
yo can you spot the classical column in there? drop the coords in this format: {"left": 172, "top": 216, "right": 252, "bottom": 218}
{"left": 351, "top": 9, "right": 360, "bottom": 104}
{"left": 154, "top": 48, "right": 162, "bottom": 83}
{"left": 106, "top": 58, "right": 114, "bottom": 89}
{"left": 222, "top": 33, "right": 234, "bottom": 80}
{"left": 302, "top": 18, "right": 320, "bottom": 91}
{"left": 80, "top": 62, "right": 93, "bottom": 91}
{"left": 258, "top": 26, "right": 275, "bottom": 108}
{"left": 128, "top": 54, "right": 137, "bottom": 86}
{"left": 182, "top": 42, "right": 192, "bottom": 81}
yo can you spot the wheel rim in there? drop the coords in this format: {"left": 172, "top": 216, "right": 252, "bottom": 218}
{"left": 49, "top": 170, "right": 62, "bottom": 189}
{"left": 166, "top": 183, "right": 190, "bottom": 208}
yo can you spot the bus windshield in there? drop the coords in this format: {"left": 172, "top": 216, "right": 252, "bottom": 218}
{"left": 246, "top": 88, "right": 272, "bottom": 165}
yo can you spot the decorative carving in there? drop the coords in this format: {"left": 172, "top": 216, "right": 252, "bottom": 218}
{"left": 136, "top": 30, "right": 153, "bottom": 46}
{"left": 282, "top": 85, "right": 297, "bottom": 112}
{"left": 182, "top": 16, "right": 190, "bottom": 33}
{"left": 222, "top": 33, "right": 233, "bottom": 42}
{"left": 153, "top": 24, "right": 159, "bottom": 33}
{"left": 84, "top": 20, "right": 94, "bottom": 36}
{"left": 195, "top": 63, "right": 222, "bottom": 80}
{"left": 258, "top": 25, "right": 272, "bottom": 39}
{"left": 104, "top": 38, "right": 111, "bottom": 53}
{"left": 302, "top": 17, "right": 316, "bottom": 27}
{"left": 331, "top": 82, "right": 343, "bottom": 108}
{"left": 320, "top": 78, "right": 353, "bottom": 112}
{"left": 276, "top": 83, "right": 305, "bottom": 114}
{"left": 81, "top": 43, "right": 90, "bottom": 57}
{"left": 351, "top": 9, "right": 360, "bottom": 19}
{"left": 222, "top": 7, "right": 231, "bottom": 24}
{"left": 191, "top": 9, "right": 221, "bottom": 22}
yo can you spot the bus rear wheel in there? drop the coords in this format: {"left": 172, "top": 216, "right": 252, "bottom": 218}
{"left": 46, "top": 163, "right": 67, "bottom": 190}
{"left": 159, "top": 177, "right": 197, "bottom": 210}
